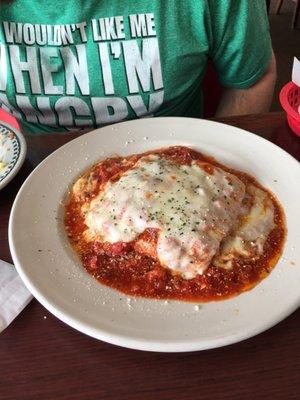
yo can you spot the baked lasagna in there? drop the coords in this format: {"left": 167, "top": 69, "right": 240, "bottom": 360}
{"left": 64, "top": 146, "right": 286, "bottom": 301}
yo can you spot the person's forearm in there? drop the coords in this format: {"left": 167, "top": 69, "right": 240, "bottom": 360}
{"left": 215, "top": 52, "right": 277, "bottom": 118}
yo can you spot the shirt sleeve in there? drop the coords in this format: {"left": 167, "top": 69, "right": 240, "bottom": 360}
{"left": 208, "top": 0, "right": 273, "bottom": 89}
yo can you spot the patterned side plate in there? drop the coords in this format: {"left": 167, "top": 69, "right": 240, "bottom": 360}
{"left": 0, "top": 122, "right": 27, "bottom": 191}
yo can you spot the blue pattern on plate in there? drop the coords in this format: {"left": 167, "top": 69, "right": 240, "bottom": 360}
{"left": 0, "top": 123, "right": 21, "bottom": 183}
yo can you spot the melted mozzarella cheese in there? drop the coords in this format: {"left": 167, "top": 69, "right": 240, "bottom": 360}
{"left": 84, "top": 155, "right": 245, "bottom": 278}
{"left": 213, "top": 185, "right": 275, "bottom": 269}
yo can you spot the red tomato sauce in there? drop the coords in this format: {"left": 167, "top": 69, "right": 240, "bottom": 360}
{"left": 64, "top": 147, "right": 286, "bottom": 302}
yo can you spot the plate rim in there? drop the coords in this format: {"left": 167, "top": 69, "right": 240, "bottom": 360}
{"left": 0, "top": 122, "right": 27, "bottom": 191}
{"left": 8, "top": 237, "right": 300, "bottom": 352}
{"left": 8, "top": 117, "right": 300, "bottom": 352}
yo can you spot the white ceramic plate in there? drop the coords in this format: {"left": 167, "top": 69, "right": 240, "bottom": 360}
{"left": 0, "top": 122, "right": 26, "bottom": 191}
{"left": 9, "top": 118, "right": 300, "bottom": 352}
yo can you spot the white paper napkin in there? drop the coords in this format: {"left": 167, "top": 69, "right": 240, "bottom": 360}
{"left": 0, "top": 259, "right": 32, "bottom": 333}
{"left": 292, "top": 57, "right": 300, "bottom": 87}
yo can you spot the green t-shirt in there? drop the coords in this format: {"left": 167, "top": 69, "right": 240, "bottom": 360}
{"left": 0, "top": 0, "right": 272, "bottom": 134}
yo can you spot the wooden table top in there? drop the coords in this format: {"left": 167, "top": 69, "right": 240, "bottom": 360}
{"left": 0, "top": 112, "right": 299, "bottom": 400}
